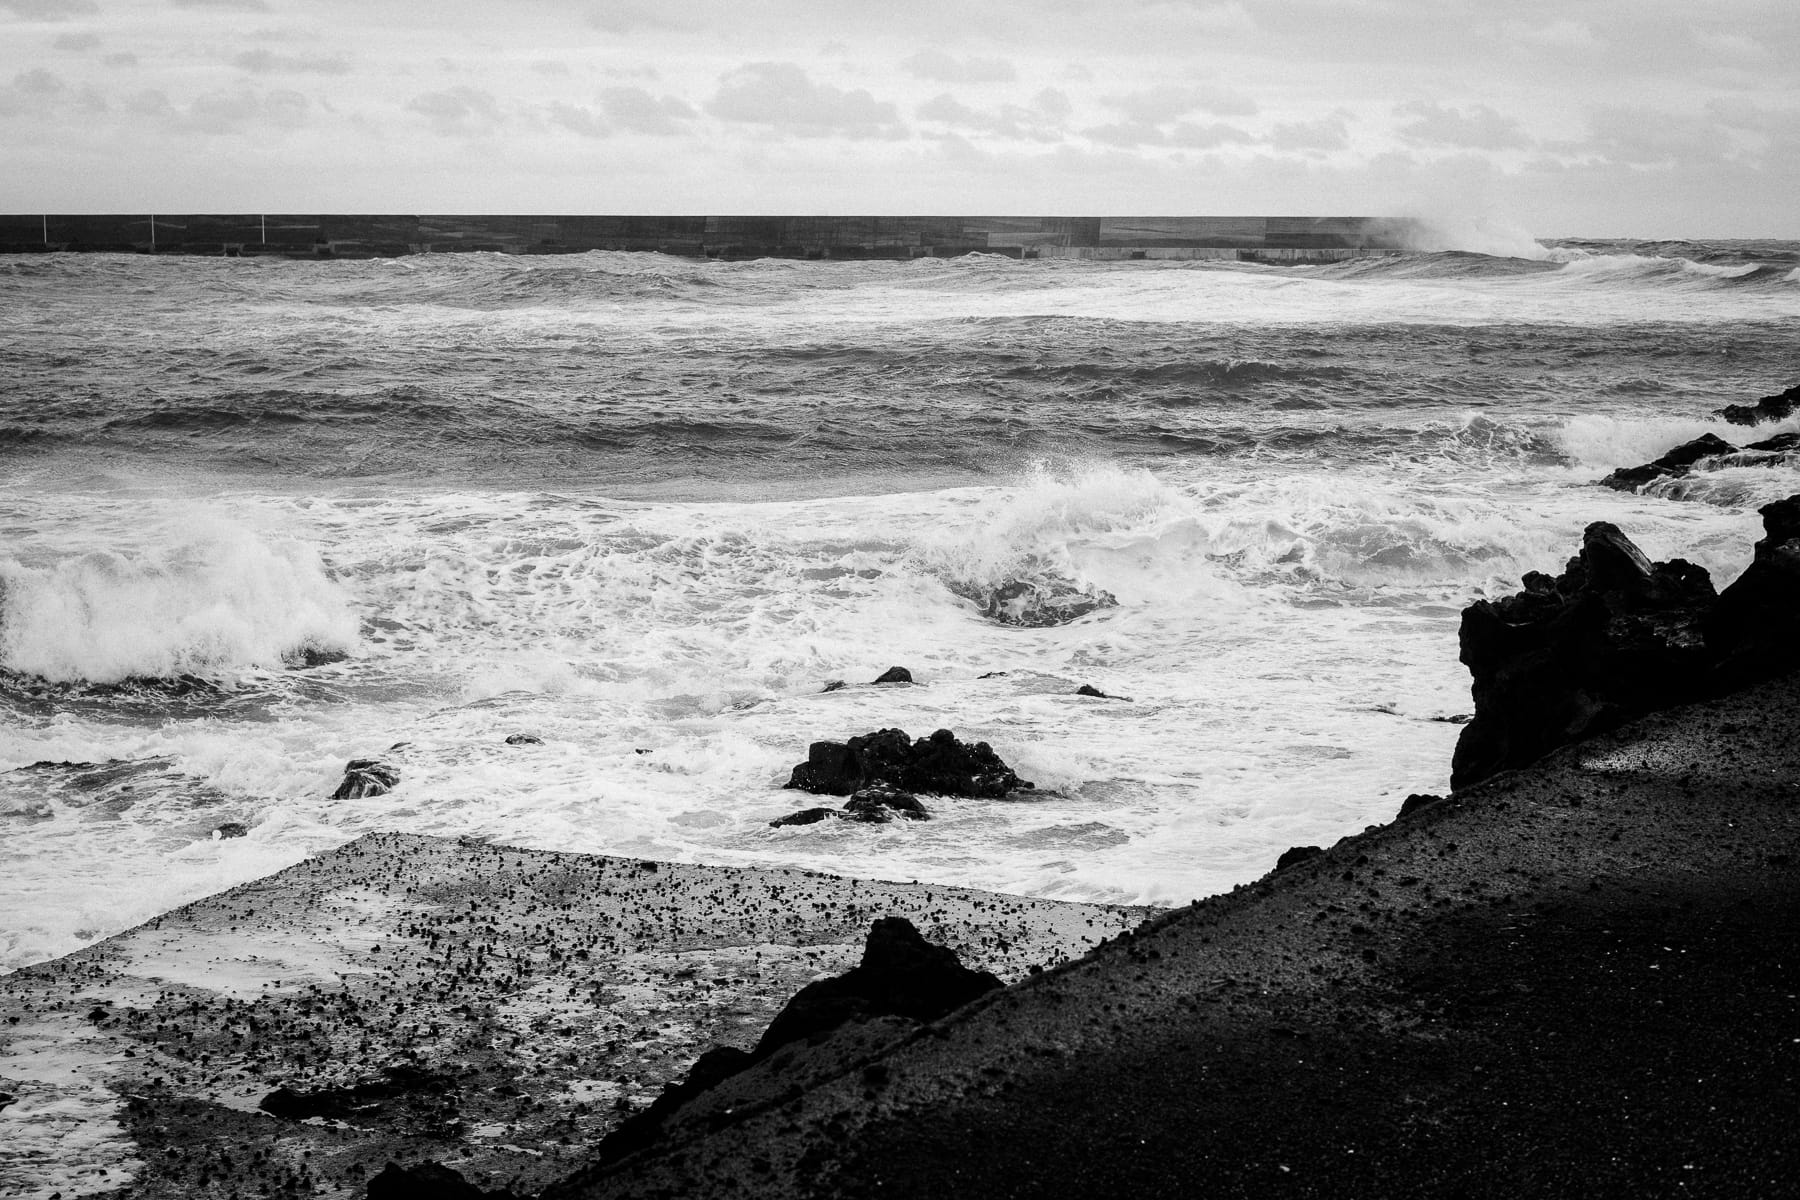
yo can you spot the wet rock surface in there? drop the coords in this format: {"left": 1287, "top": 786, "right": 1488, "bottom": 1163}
{"left": 1452, "top": 497, "right": 1800, "bottom": 789}
{"left": 331, "top": 756, "right": 402, "bottom": 799}
{"left": 1714, "top": 380, "right": 1800, "bottom": 425}
{"left": 783, "top": 727, "right": 1033, "bottom": 799}
{"left": 1598, "top": 432, "right": 1736, "bottom": 490}
{"left": 770, "top": 783, "right": 931, "bottom": 828}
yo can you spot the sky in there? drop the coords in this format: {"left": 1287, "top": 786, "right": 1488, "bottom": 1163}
{"left": 1, "top": 0, "right": 1796, "bottom": 239}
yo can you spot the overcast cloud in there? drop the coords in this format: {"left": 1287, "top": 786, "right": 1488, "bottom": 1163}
{"left": 0, "top": 0, "right": 1794, "bottom": 234}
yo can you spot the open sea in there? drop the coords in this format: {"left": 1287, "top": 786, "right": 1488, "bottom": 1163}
{"left": 2, "top": 240, "right": 1797, "bottom": 971}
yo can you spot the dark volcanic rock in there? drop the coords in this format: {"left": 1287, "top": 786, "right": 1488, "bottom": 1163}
{"left": 947, "top": 563, "right": 1119, "bottom": 627}
{"left": 1397, "top": 793, "right": 1446, "bottom": 818}
{"left": 1274, "top": 845, "right": 1323, "bottom": 870}
{"left": 591, "top": 1046, "right": 754, "bottom": 1169}
{"left": 331, "top": 757, "right": 400, "bottom": 800}
{"left": 871, "top": 666, "right": 913, "bottom": 684}
{"left": 1715, "top": 381, "right": 1800, "bottom": 425}
{"left": 1451, "top": 521, "right": 1717, "bottom": 790}
{"left": 843, "top": 782, "right": 929, "bottom": 822}
{"left": 1450, "top": 503, "right": 1800, "bottom": 790}
{"left": 784, "top": 727, "right": 1032, "bottom": 798}
{"left": 587, "top": 920, "right": 994, "bottom": 1171}
{"left": 771, "top": 783, "right": 930, "bottom": 826}
{"left": 1703, "top": 496, "right": 1800, "bottom": 685}
{"left": 820, "top": 679, "right": 848, "bottom": 693}
{"left": 1075, "top": 684, "right": 1108, "bottom": 697}
{"left": 1598, "top": 433, "right": 1736, "bottom": 491}
{"left": 287, "top": 644, "right": 349, "bottom": 669}
{"left": 753, "top": 917, "right": 1002, "bottom": 1056}
{"left": 260, "top": 1065, "right": 455, "bottom": 1122}
{"left": 504, "top": 733, "right": 543, "bottom": 746}
{"left": 367, "top": 1159, "right": 516, "bottom": 1199}
{"left": 1744, "top": 431, "right": 1800, "bottom": 453}
{"left": 769, "top": 806, "right": 844, "bottom": 828}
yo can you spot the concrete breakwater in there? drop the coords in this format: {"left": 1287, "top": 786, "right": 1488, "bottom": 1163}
{"left": 0, "top": 213, "right": 1419, "bottom": 261}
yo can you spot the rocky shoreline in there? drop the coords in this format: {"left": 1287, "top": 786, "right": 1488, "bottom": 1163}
{"left": 3, "top": 495, "right": 1799, "bottom": 1198}
{"left": 0, "top": 837, "right": 1145, "bottom": 1198}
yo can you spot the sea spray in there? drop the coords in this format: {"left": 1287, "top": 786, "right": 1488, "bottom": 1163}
{"left": 0, "top": 519, "right": 359, "bottom": 683}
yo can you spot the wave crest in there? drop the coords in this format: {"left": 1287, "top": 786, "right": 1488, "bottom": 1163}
{"left": 0, "top": 524, "right": 359, "bottom": 683}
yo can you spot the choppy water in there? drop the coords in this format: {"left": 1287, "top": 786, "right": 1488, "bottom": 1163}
{"left": 3, "top": 241, "right": 1797, "bottom": 970}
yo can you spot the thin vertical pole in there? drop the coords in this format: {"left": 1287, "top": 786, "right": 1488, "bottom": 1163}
{"left": 42, "top": 214, "right": 47, "bottom": 245}
{"left": 261, "top": 213, "right": 266, "bottom": 245}
{"left": 150, "top": 213, "right": 156, "bottom": 252}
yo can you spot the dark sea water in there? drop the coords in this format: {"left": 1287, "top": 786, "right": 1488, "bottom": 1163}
{"left": 2, "top": 241, "right": 1796, "bottom": 969}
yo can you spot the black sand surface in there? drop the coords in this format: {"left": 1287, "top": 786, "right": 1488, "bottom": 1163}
{"left": 0, "top": 837, "right": 1144, "bottom": 1198}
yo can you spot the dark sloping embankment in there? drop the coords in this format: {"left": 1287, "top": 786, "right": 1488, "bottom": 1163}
{"left": 551, "top": 674, "right": 1800, "bottom": 1199}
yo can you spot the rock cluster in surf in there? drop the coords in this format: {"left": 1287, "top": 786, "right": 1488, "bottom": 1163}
{"left": 1451, "top": 494, "right": 1800, "bottom": 789}
{"left": 785, "top": 727, "right": 1032, "bottom": 799}
{"left": 773, "top": 728, "right": 1033, "bottom": 826}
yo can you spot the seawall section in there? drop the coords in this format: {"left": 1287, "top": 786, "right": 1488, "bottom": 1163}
{"left": 0, "top": 213, "right": 1420, "bottom": 261}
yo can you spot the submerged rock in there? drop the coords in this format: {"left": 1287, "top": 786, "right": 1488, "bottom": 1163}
{"left": 1598, "top": 433, "right": 1737, "bottom": 491}
{"left": 331, "top": 758, "right": 401, "bottom": 800}
{"left": 784, "top": 727, "right": 1032, "bottom": 799}
{"left": 287, "top": 644, "right": 349, "bottom": 669}
{"left": 843, "top": 782, "right": 929, "bottom": 822}
{"left": 871, "top": 666, "right": 913, "bottom": 684}
{"left": 769, "top": 806, "right": 844, "bottom": 828}
{"left": 212, "top": 821, "right": 249, "bottom": 839}
{"left": 966, "top": 576, "right": 1118, "bottom": 626}
{"left": 772, "top": 783, "right": 930, "bottom": 826}
{"left": 1715, "top": 381, "right": 1800, "bottom": 425}
{"left": 503, "top": 733, "right": 543, "bottom": 746}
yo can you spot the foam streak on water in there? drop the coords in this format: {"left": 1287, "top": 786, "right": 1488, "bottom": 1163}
{"left": 1, "top": 240, "right": 1795, "bottom": 970}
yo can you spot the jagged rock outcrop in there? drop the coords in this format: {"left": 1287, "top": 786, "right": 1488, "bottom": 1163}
{"left": 1452, "top": 498, "right": 1800, "bottom": 789}
{"left": 784, "top": 727, "right": 1032, "bottom": 798}
{"left": 1451, "top": 521, "right": 1717, "bottom": 790}
{"left": 1704, "top": 496, "right": 1800, "bottom": 684}
{"left": 1715, "top": 381, "right": 1800, "bottom": 425}
{"left": 1599, "top": 433, "right": 1736, "bottom": 491}
{"left": 1599, "top": 429, "right": 1800, "bottom": 493}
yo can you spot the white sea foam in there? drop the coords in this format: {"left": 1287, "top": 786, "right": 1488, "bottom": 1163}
{"left": 2, "top": 248, "right": 1793, "bottom": 975}
{"left": 0, "top": 518, "right": 359, "bottom": 683}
